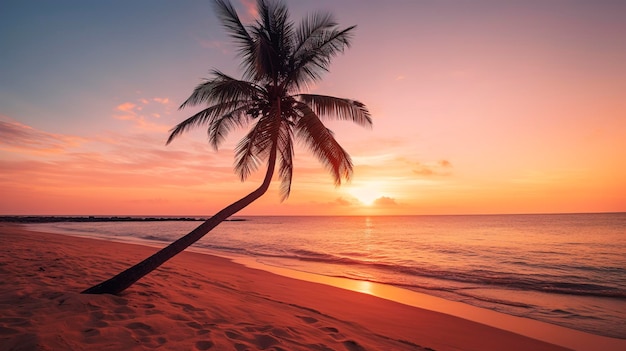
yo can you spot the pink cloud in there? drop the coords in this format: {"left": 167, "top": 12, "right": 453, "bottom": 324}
{"left": 333, "top": 197, "right": 355, "bottom": 206}
{"left": 153, "top": 97, "right": 170, "bottom": 104}
{"left": 115, "top": 102, "right": 137, "bottom": 112}
{"left": 0, "top": 116, "right": 85, "bottom": 154}
{"left": 112, "top": 99, "right": 171, "bottom": 132}
{"left": 0, "top": 134, "right": 236, "bottom": 191}
{"left": 373, "top": 196, "right": 398, "bottom": 206}
{"left": 413, "top": 159, "right": 453, "bottom": 176}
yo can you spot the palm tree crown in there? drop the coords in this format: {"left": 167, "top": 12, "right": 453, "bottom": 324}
{"left": 167, "top": 0, "right": 372, "bottom": 200}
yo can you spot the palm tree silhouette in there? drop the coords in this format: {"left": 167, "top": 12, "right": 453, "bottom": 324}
{"left": 82, "top": 0, "right": 371, "bottom": 295}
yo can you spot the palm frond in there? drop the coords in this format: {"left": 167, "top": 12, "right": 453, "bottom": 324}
{"left": 234, "top": 113, "right": 278, "bottom": 181}
{"left": 294, "top": 12, "right": 336, "bottom": 52}
{"left": 288, "top": 25, "right": 355, "bottom": 89}
{"left": 248, "top": 0, "right": 294, "bottom": 82}
{"left": 296, "top": 94, "right": 372, "bottom": 128}
{"left": 277, "top": 119, "right": 294, "bottom": 201}
{"left": 179, "top": 70, "right": 259, "bottom": 109}
{"left": 295, "top": 105, "right": 353, "bottom": 185}
{"left": 257, "top": 0, "right": 292, "bottom": 46}
{"left": 208, "top": 104, "right": 254, "bottom": 149}
{"left": 167, "top": 100, "right": 246, "bottom": 145}
{"left": 250, "top": 26, "right": 279, "bottom": 82}
{"left": 213, "top": 0, "right": 255, "bottom": 74}
{"left": 234, "top": 132, "right": 262, "bottom": 182}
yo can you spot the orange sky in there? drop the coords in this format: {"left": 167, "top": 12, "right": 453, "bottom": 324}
{"left": 1, "top": 1, "right": 625, "bottom": 216}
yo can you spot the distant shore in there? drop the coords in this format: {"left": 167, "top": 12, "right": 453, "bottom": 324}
{"left": 0, "top": 216, "right": 246, "bottom": 223}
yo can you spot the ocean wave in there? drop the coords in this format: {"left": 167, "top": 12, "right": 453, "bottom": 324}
{"left": 140, "top": 235, "right": 169, "bottom": 242}
{"left": 210, "top": 245, "right": 626, "bottom": 299}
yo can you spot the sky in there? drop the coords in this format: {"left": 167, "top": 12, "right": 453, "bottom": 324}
{"left": 1, "top": 0, "right": 625, "bottom": 216}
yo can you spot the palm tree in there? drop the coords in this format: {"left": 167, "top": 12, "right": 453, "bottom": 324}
{"left": 82, "top": 0, "right": 371, "bottom": 295}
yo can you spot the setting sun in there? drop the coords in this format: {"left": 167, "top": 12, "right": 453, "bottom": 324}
{"left": 346, "top": 182, "right": 386, "bottom": 206}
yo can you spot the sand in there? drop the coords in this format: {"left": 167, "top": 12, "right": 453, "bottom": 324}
{"left": 0, "top": 223, "right": 616, "bottom": 351}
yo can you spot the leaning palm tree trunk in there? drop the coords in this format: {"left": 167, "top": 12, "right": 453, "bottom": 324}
{"left": 82, "top": 146, "right": 277, "bottom": 295}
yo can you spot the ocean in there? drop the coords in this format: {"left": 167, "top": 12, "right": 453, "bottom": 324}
{"left": 28, "top": 213, "right": 626, "bottom": 339}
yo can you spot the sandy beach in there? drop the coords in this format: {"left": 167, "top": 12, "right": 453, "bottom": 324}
{"left": 0, "top": 223, "right": 613, "bottom": 351}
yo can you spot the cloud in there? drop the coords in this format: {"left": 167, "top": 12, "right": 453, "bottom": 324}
{"left": 439, "top": 160, "right": 452, "bottom": 168}
{"left": 373, "top": 196, "right": 397, "bottom": 206}
{"left": 153, "top": 97, "right": 169, "bottom": 104}
{"left": 413, "top": 166, "right": 435, "bottom": 176}
{"left": 0, "top": 116, "right": 85, "bottom": 154}
{"left": 0, "top": 112, "right": 267, "bottom": 214}
{"left": 0, "top": 130, "right": 236, "bottom": 192}
{"left": 333, "top": 197, "right": 354, "bottom": 206}
{"left": 113, "top": 99, "right": 171, "bottom": 133}
{"left": 413, "top": 159, "right": 453, "bottom": 176}
{"left": 116, "top": 102, "right": 136, "bottom": 113}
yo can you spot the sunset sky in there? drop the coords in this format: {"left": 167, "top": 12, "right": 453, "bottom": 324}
{"left": 1, "top": 0, "right": 625, "bottom": 216}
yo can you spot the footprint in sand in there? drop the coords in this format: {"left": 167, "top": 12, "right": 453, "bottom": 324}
{"left": 138, "top": 303, "right": 162, "bottom": 316}
{"left": 113, "top": 306, "right": 135, "bottom": 315}
{"left": 82, "top": 328, "right": 100, "bottom": 337}
{"left": 295, "top": 315, "right": 318, "bottom": 324}
{"left": 320, "top": 326, "right": 339, "bottom": 333}
{"left": 125, "top": 322, "right": 167, "bottom": 348}
{"left": 254, "top": 333, "right": 280, "bottom": 349}
{"left": 87, "top": 312, "right": 108, "bottom": 328}
{"left": 125, "top": 321, "right": 155, "bottom": 337}
{"left": 138, "top": 335, "right": 166, "bottom": 346}
{"left": 320, "top": 326, "right": 344, "bottom": 341}
{"left": 187, "top": 321, "right": 203, "bottom": 329}
{"left": 224, "top": 328, "right": 282, "bottom": 350}
{"left": 225, "top": 330, "right": 243, "bottom": 340}
{"left": 342, "top": 340, "right": 366, "bottom": 351}
{"left": 195, "top": 340, "right": 214, "bottom": 350}
{"left": 269, "top": 327, "right": 293, "bottom": 339}
{"left": 171, "top": 302, "right": 205, "bottom": 312}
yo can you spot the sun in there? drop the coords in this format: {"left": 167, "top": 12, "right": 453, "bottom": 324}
{"left": 350, "top": 189, "right": 379, "bottom": 206}
{"left": 347, "top": 183, "right": 384, "bottom": 206}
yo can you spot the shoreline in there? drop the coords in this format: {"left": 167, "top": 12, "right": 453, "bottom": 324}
{"left": 2, "top": 223, "right": 623, "bottom": 350}
{"left": 230, "top": 256, "right": 626, "bottom": 351}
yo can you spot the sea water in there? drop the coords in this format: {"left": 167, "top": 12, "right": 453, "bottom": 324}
{"left": 29, "top": 213, "right": 626, "bottom": 339}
